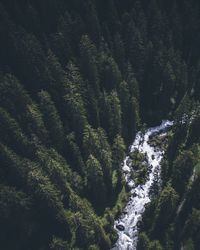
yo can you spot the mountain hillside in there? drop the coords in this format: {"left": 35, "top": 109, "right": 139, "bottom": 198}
{"left": 1, "top": 1, "right": 200, "bottom": 249}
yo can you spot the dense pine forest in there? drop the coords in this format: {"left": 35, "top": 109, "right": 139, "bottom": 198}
{"left": 1, "top": 0, "right": 200, "bottom": 249}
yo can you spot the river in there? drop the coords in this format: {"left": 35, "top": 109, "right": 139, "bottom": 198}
{"left": 112, "top": 120, "right": 174, "bottom": 250}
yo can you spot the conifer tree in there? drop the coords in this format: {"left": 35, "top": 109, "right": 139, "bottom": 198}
{"left": 38, "top": 90, "right": 65, "bottom": 152}
{"left": 85, "top": 155, "right": 106, "bottom": 206}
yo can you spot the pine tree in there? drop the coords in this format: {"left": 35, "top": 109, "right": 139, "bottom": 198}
{"left": 38, "top": 90, "right": 65, "bottom": 152}
{"left": 107, "top": 91, "right": 122, "bottom": 140}
{"left": 112, "top": 134, "right": 126, "bottom": 188}
{"left": 84, "top": 0, "right": 101, "bottom": 44}
{"left": 0, "top": 107, "right": 33, "bottom": 157}
{"left": 79, "top": 35, "right": 101, "bottom": 127}
{"left": 62, "top": 74, "right": 87, "bottom": 143}
{"left": 99, "top": 52, "right": 122, "bottom": 91}
{"left": 66, "top": 132, "right": 85, "bottom": 175}
{"left": 152, "top": 184, "right": 179, "bottom": 237}
{"left": 113, "top": 32, "right": 126, "bottom": 74}
{"left": 80, "top": 35, "right": 100, "bottom": 94}
{"left": 85, "top": 155, "right": 106, "bottom": 206}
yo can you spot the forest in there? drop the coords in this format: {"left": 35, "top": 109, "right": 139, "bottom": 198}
{"left": 0, "top": 0, "right": 200, "bottom": 249}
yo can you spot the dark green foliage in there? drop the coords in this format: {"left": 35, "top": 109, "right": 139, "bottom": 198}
{"left": 50, "top": 237, "right": 70, "bottom": 250}
{"left": 65, "top": 132, "right": 85, "bottom": 175}
{"left": 106, "top": 91, "right": 122, "bottom": 140}
{"left": 137, "top": 232, "right": 151, "bottom": 250}
{"left": 38, "top": 90, "right": 65, "bottom": 152}
{"left": 151, "top": 184, "right": 179, "bottom": 236}
{"left": 140, "top": 99, "right": 200, "bottom": 249}
{"left": 0, "top": 185, "right": 31, "bottom": 250}
{"left": 182, "top": 208, "right": 200, "bottom": 249}
{"left": 0, "top": 107, "right": 34, "bottom": 157}
{"left": 171, "top": 150, "right": 196, "bottom": 195}
{"left": 137, "top": 232, "right": 163, "bottom": 250}
{"left": 99, "top": 52, "right": 122, "bottom": 91}
{"left": 1, "top": 0, "right": 200, "bottom": 249}
{"left": 85, "top": 155, "right": 106, "bottom": 206}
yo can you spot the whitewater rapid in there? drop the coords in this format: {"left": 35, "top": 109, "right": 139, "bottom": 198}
{"left": 112, "top": 120, "right": 173, "bottom": 250}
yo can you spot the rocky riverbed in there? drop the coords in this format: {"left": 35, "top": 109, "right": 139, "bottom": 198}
{"left": 112, "top": 120, "right": 173, "bottom": 250}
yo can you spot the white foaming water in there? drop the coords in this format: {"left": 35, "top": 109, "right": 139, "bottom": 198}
{"left": 112, "top": 120, "right": 173, "bottom": 250}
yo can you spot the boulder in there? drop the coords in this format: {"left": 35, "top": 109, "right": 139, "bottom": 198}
{"left": 136, "top": 220, "right": 143, "bottom": 229}
{"left": 116, "top": 224, "right": 125, "bottom": 231}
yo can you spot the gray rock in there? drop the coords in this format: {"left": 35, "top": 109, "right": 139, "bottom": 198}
{"left": 116, "top": 224, "right": 125, "bottom": 231}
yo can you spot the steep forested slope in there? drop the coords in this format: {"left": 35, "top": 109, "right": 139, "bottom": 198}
{"left": 0, "top": 0, "right": 200, "bottom": 249}
{"left": 137, "top": 98, "right": 200, "bottom": 250}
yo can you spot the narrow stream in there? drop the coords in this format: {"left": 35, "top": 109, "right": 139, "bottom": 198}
{"left": 112, "top": 120, "right": 174, "bottom": 250}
